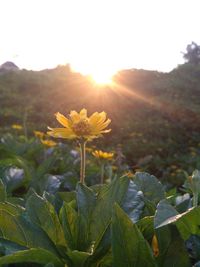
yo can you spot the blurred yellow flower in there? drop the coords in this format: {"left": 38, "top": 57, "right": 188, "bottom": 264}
{"left": 92, "top": 150, "right": 114, "bottom": 160}
{"left": 34, "top": 130, "right": 45, "bottom": 139}
{"left": 47, "top": 108, "right": 111, "bottom": 141}
{"left": 170, "top": 165, "right": 177, "bottom": 169}
{"left": 12, "top": 124, "right": 23, "bottom": 130}
{"left": 41, "top": 139, "right": 57, "bottom": 147}
{"left": 152, "top": 234, "right": 159, "bottom": 257}
{"left": 123, "top": 171, "right": 134, "bottom": 178}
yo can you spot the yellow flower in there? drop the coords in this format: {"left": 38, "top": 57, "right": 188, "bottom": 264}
{"left": 92, "top": 150, "right": 114, "bottom": 160}
{"left": 34, "top": 130, "right": 45, "bottom": 139}
{"left": 170, "top": 165, "right": 177, "bottom": 169}
{"left": 41, "top": 139, "right": 57, "bottom": 147}
{"left": 123, "top": 171, "right": 134, "bottom": 178}
{"left": 12, "top": 124, "right": 23, "bottom": 130}
{"left": 47, "top": 108, "right": 111, "bottom": 141}
{"left": 152, "top": 234, "right": 159, "bottom": 257}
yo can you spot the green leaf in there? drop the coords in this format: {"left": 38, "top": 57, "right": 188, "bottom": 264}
{"left": 137, "top": 216, "right": 154, "bottom": 242}
{"left": 155, "top": 226, "right": 191, "bottom": 267}
{"left": 0, "top": 204, "right": 59, "bottom": 254}
{"left": 121, "top": 179, "right": 144, "bottom": 222}
{"left": 134, "top": 172, "right": 165, "bottom": 204}
{"left": 0, "top": 179, "right": 6, "bottom": 202}
{"left": 156, "top": 205, "right": 200, "bottom": 240}
{"left": 90, "top": 176, "right": 130, "bottom": 241}
{"left": 26, "top": 192, "right": 67, "bottom": 249}
{"left": 112, "top": 204, "right": 157, "bottom": 267}
{"left": 85, "top": 223, "right": 111, "bottom": 267}
{"left": 76, "top": 182, "right": 96, "bottom": 251}
{"left": 60, "top": 202, "right": 78, "bottom": 250}
{"left": 58, "top": 191, "right": 76, "bottom": 204}
{"left": 0, "top": 248, "right": 64, "bottom": 267}
{"left": 154, "top": 200, "right": 179, "bottom": 228}
{"left": 155, "top": 201, "right": 192, "bottom": 266}
{"left": 0, "top": 238, "right": 26, "bottom": 255}
{"left": 67, "top": 250, "right": 90, "bottom": 267}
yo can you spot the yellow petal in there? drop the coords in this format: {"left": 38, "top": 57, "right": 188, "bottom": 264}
{"left": 91, "top": 120, "right": 111, "bottom": 134}
{"left": 55, "top": 112, "right": 71, "bottom": 128}
{"left": 47, "top": 127, "right": 76, "bottom": 139}
{"left": 89, "top": 112, "right": 106, "bottom": 125}
{"left": 79, "top": 108, "right": 87, "bottom": 119}
{"left": 70, "top": 110, "right": 80, "bottom": 123}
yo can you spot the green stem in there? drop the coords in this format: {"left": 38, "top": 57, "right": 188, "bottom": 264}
{"left": 79, "top": 141, "right": 86, "bottom": 184}
{"left": 193, "top": 192, "right": 198, "bottom": 207}
{"left": 100, "top": 163, "right": 105, "bottom": 184}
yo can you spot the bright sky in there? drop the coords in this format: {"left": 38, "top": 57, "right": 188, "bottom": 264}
{"left": 0, "top": 0, "right": 200, "bottom": 77}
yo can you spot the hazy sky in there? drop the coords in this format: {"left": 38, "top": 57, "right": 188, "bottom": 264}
{"left": 0, "top": 0, "right": 200, "bottom": 77}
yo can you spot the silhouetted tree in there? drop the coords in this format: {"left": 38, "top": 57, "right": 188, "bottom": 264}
{"left": 183, "top": 42, "right": 200, "bottom": 64}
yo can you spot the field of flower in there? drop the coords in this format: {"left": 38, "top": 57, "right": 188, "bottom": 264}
{"left": 0, "top": 62, "right": 200, "bottom": 266}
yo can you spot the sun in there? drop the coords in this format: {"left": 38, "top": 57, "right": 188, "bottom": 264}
{"left": 71, "top": 62, "right": 117, "bottom": 85}
{"left": 91, "top": 72, "right": 113, "bottom": 85}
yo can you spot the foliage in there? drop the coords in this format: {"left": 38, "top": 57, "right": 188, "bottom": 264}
{"left": 0, "top": 170, "right": 199, "bottom": 266}
{"left": 183, "top": 42, "right": 200, "bottom": 65}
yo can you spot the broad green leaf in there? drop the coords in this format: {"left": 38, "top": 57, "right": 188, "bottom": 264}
{"left": 155, "top": 226, "right": 191, "bottom": 267}
{"left": 76, "top": 182, "right": 96, "bottom": 250}
{"left": 26, "top": 192, "right": 67, "bottom": 249}
{"left": 142, "top": 197, "right": 157, "bottom": 216}
{"left": 67, "top": 250, "right": 90, "bottom": 267}
{"left": 97, "top": 253, "right": 112, "bottom": 267}
{"left": 134, "top": 172, "right": 165, "bottom": 204}
{"left": 0, "top": 205, "right": 59, "bottom": 254}
{"left": 91, "top": 176, "right": 130, "bottom": 241}
{"left": 85, "top": 223, "right": 111, "bottom": 267}
{"left": 0, "top": 179, "right": 6, "bottom": 201}
{"left": 155, "top": 201, "right": 192, "bottom": 266}
{"left": 156, "top": 206, "right": 200, "bottom": 240}
{"left": 154, "top": 200, "right": 179, "bottom": 228}
{"left": 112, "top": 204, "right": 157, "bottom": 267}
{"left": 175, "top": 194, "right": 191, "bottom": 213}
{"left": 0, "top": 238, "right": 26, "bottom": 255}
{"left": 60, "top": 202, "right": 78, "bottom": 250}
{"left": 121, "top": 179, "right": 144, "bottom": 222}
{"left": 137, "top": 216, "right": 154, "bottom": 242}
{"left": 0, "top": 248, "right": 64, "bottom": 267}
{"left": 7, "top": 196, "right": 25, "bottom": 207}
{"left": 58, "top": 191, "right": 76, "bottom": 203}
{"left": 0, "top": 207, "right": 26, "bottom": 245}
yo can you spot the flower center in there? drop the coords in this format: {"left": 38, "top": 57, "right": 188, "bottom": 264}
{"left": 72, "top": 119, "right": 91, "bottom": 136}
